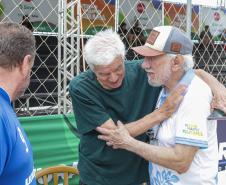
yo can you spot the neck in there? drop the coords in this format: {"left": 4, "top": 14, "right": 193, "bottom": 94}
{"left": 164, "top": 70, "right": 185, "bottom": 93}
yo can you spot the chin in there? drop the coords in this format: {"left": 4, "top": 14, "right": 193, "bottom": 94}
{"left": 108, "top": 84, "right": 121, "bottom": 89}
{"left": 108, "top": 81, "right": 122, "bottom": 89}
{"left": 148, "top": 80, "right": 162, "bottom": 87}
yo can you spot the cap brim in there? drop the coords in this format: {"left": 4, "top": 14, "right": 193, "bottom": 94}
{"left": 132, "top": 45, "right": 165, "bottom": 57}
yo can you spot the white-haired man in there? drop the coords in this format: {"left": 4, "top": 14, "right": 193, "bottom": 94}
{"left": 69, "top": 29, "right": 225, "bottom": 185}
{"left": 69, "top": 29, "right": 185, "bottom": 185}
{"left": 97, "top": 26, "right": 219, "bottom": 185}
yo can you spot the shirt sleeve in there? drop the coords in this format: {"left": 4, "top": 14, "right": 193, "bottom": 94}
{"left": 175, "top": 88, "right": 211, "bottom": 149}
{"left": 69, "top": 83, "right": 110, "bottom": 134}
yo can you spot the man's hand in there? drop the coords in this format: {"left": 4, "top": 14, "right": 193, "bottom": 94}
{"left": 158, "top": 85, "right": 186, "bottom": 119}
{"left": 96, "top": 85, "right": 186, "bottom": 139}
{"left": 210, "top": 80, "right": 226, "bottom": 113}
{"left": 211, "top": 89, "right": 226, "bottom": 114}
{"left": 97, "top": 121, "right": 133, "bottom": 149}
{"left": 195, "top": 69, "right": 226, "bottom": 113}
{"left": 97, "top": 121, "right": 198, "bottom": 174}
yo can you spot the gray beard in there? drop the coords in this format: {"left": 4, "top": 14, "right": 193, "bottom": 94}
{"left": 147, "top": 76, "right": 163, "bottom": 87}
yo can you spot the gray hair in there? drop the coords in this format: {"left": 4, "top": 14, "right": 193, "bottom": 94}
{"left": 84, "top": 29, "right": 125, "bottom": 70}
{"left": 167, "top": 54, "right": 194, "bottom": 71}
{"left": 0, "top": 22, "right": 36, "bottom": 69}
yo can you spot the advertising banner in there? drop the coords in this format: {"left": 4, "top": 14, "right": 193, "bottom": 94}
{"left": 119, "top": 0, "right": 162, "bottom": 32}
{"left": 200, "top": 7, "right": 226, "bottom": 41}
{"left": 164, "top": 2, "right": 199, "bottom": 38}
{"left": 1, "top": 0, "right": 58, "bottom": 32}
{"left": 76, "top": 0, "right": 115, "bottom": 35}
{"left": 0, "top": 0, "right": 116, "bottom": 34}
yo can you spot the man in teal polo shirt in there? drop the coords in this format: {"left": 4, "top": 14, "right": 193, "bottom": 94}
{"left": 69, "top": 29, "right": 226, "bottom": 185}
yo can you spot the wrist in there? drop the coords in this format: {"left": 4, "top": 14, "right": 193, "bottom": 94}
{"left": 124, "top": 136, "right": 137, "bottom": 151}
{"left": 155, "top": 108, "right": 167, "bottom": 122}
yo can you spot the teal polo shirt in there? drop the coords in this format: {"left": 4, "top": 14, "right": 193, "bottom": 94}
{"left": 69, "top": 60, "right": 161, "bottom": 185}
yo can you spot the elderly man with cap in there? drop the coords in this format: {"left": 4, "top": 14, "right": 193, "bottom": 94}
{"left": 69, "top": 29, "right": 187, "bottom": 185}
{"left": 97, "top": 26, "right": 219, "bottom": 185}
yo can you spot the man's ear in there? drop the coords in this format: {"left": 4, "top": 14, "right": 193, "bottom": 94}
{"left": 171, "top": 55, "right": 184, "bottom": 72}
{"left": 19, "top": 55, "right": 32, "bottom": 75}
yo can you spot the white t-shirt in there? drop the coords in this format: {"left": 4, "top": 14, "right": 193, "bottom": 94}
{"left": 149, "top": 76, "right": 218, "bottom": 185}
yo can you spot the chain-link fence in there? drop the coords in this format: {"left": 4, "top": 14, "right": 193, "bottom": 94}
{"left": 0, "top": 0, "right": 59, "bottom": 116}
{"left": 0, "top": 0, "right": 225, "bottom": 116}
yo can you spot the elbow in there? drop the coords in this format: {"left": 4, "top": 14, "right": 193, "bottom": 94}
{"left": 194, "top": 69, "right": 202, "bottom": 76}
{"left": 172, "top": 146, "right": 196, "bottom": 174}
{"left": 195, "top": 68, "right": 202, "bottom": 73}
{"left": 176, "top": 165, "right": 189, "bottom": 174}
{"left": 174, "top": 161, "right": 190, "bottom": 174}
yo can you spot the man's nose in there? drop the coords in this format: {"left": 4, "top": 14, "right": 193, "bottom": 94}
{"left": 142, "top": 58, "right": 151, "bottom": 69}
{"left": 109, "top": 73, "right": 118, "bottom": 83}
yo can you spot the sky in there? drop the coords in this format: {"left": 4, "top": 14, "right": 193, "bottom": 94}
{"left": 164, "top": 0, "right": 226, "bottom": 7}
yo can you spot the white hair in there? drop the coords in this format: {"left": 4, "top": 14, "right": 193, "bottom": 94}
{"left": 167, "top": 54, "right": 194, "bottom": 71}
{"left": 84, "top": 29, "right": 125, "bottom": 70}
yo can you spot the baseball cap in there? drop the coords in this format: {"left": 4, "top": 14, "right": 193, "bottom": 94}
{"left": 132, "top": 26, "right": 193, "bottom": 57}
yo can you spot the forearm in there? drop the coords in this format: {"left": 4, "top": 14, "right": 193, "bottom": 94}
{"left": 195, "top": 69, "right": 225, "bottom": 91}
{"left": 124, "top": 137, "right": 196, "bottom": 174}
{"left": 125, "top": 138, "right": 184, "bottom": 172}
{"left": 196, "top": 69, "right": 226, "bottom": 113}
{"left": 125, "top": 109, "right": 165, "bottom": 137}
{"left": 126, "top": 85, "right": 186, "bottom": 137}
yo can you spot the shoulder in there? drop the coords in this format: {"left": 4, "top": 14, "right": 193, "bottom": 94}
{"left": 185, "top": 75, "right": 212, "bottom": 103}
{"left": 0, "top": 101, "right": 3, "bottom": 116}
{"left": 125, "top": 60, "right": 144, "bottom": 72}
{"left": 0, "top": 97, "right": 7, "bottom": 120}
{"left": 0, "top": 98, "right": 18, "bottom": 143}
{"left": 190, "top": 75, "right": 211, "bottom": 94}
{"left": 69, "top": 70, "right": 94, "bottom": 92}
{"left": 124, "top": 60, "right": 147, "bottom": 81}
{"left": 69, "top": 70, "right": 102, "bottom": 102}
{"left": 0, "top": 103, "right": 15, "bottom": 144}
{"left": 0, "top": 112, "right": 7, "bottom": 137}
{"left": 0, "top": 100, "right": 16, "bottom": 128}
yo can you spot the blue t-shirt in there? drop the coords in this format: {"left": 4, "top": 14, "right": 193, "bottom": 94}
{"left": 0, "top": 88, "right": 36, "bottom": 185}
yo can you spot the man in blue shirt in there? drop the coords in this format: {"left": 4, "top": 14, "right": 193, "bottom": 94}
{"left": 0, "top": 22, "right": 36, "bottom": 185}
